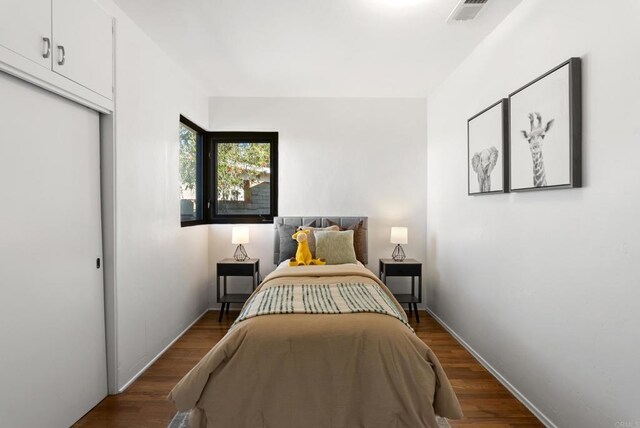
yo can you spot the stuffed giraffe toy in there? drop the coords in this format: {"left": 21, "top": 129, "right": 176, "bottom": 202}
{"left": 289, "top": 229, "right": 327, "bottom": 266}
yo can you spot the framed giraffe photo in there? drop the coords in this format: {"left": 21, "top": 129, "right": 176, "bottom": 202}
{"left": 467, "top": 99, "right": 509, "bottom": 195}
{"left": 509, "top": 57, "right": 582, "bottom": 191}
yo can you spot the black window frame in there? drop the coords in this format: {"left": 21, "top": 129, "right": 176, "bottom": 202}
{"left": 179, "top": 116, "right": 278, "bottom": 227}
{"left": 209, "top": 131, "right": 279, "bottom": 225}
{"left": 179, "top": 115, "right": 207, "bottom": 227}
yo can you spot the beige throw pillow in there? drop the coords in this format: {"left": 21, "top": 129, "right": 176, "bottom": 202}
{"left": 327, "top": 219, "right": 366, "bottom": 264}
{"left": 315, "top": 230, "right": 357, "bottom": 265}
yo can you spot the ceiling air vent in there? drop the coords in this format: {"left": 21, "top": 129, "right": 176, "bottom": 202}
{"left": 447, "top": 0, "right": 489, "bottom": 22}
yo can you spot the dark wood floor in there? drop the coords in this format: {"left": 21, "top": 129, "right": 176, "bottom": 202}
{"left": 74, "top": 310, "right": 543, "bottom": 427}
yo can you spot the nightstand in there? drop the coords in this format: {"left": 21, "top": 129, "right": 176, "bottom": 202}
{"left": 216, "top": 258, "right": 260, "bottom": 322}
{"left": 379, "top": 258, "right": 422, "bottom": 323}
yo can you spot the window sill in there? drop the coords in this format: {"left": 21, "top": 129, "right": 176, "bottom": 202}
{"left": 181, "top": 217, "right": 275, "bottom": 227}
{"left": 209, "top": 216, "right": 274, "bottom": 225}
{"left": 181, "top": 219, "right": 208, "bottom": 227}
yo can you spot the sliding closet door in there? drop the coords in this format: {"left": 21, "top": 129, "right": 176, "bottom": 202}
{"left": 0, "top": 72, "right": 107, "bottom": 427}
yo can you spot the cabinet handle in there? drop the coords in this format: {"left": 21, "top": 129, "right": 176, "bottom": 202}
{"left": 42, "top": 37, "right": 51, "bottom": 59}
{"left": 57, "top": 45, "right": 66, "bottom": 66}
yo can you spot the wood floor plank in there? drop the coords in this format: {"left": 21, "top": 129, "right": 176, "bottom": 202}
{"left": 74, "top": 310, "right": 543, "bottom": 427}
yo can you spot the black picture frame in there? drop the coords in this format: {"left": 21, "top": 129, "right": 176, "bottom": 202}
{"left": 508, "top": 57, "right": 581, "bottom": 192}
{"left": 467, "top": 99, "right": 509, "bottom": 195}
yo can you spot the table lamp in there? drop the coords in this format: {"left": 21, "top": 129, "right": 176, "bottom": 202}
{"left": 232, "top": 226, "right": 250, "bottom": 261}
{"left": 390, "top": 227, "right": 407, "bottom": 262}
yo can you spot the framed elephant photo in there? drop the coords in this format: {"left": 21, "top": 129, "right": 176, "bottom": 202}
{"left": 467, "top": 99, "right": 509, "bottom": 195}
{"left": 509, "top": 57, "right": 582, "bottom": 191}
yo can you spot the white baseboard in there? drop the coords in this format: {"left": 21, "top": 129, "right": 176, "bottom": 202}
{"left": 117, "top": 307, "right": 210, "bottom": 393}
{"left": 424, "top": 307, "right": 557, "bottom": 428}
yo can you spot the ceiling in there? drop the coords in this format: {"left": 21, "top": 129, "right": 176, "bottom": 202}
{"left": 113, "top": 0, "right": 522, "bottom": 97}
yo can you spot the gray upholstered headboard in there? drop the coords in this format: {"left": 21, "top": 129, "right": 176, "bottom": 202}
{"left": 273, "top": 216, "right": 368, "bottom": 265}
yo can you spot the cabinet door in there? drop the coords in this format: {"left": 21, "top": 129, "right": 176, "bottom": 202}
{"left": 52, "top": 0, "right": 113, "bottom": 99}
{"left": 0, "top": 0, "right": 52, "bottom": 68}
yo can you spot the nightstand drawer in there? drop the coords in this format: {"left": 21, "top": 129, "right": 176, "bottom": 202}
{"left": 384, "top": 263, "right": 422, "bottom": 276}
{"left": 218, "top": 263, "right": 255, "bottom": 276}
{"left": 217, "top": 258, "right": 259, "bottom": 276}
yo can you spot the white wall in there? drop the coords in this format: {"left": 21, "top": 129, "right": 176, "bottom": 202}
{"left": 99, "top": 1, "right": 210, "bottom": 391}
{"left": 426, "top": 1, "right": 640, "bottom": 427}
{"left": 208, "top": 97, "right": 428, "bottom": 305}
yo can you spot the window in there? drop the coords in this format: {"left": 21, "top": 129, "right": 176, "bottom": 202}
{"left": 179, "top": 116, "right": 204, "bottom": 224}
{"left": 211, "top": 132, "right": 278, "bottom": 223}
{"left": 179, "top": 117, "right": 278, "bottom": 227}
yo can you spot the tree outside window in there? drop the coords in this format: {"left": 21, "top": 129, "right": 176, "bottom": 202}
{"left": 217, "top": 142, "right": 271, "bottom": 215}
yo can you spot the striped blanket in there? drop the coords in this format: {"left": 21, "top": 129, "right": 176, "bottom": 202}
{"left": 235, "top": 282, "right": 412, "bottom": 330}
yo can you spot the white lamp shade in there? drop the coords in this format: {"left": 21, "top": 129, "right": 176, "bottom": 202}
{"left": 232, "top": 226, "right": 250, "bottom": 244}
{"left": 390, "top": 227, "right": 408, "bottom": 244}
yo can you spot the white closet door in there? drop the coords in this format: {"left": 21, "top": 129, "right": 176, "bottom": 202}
{"left": 0, "top": 72, "right": 107, "bottom": 427}
{"left": 52, "top": 0, "right": 113, "bottom": 99}
{"left": 0, "top": 0, "right": 52, "bottom": 69}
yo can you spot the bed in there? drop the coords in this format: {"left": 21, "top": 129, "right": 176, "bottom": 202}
{"left": 168, "top": 217, "right": 462, "bottom": 428}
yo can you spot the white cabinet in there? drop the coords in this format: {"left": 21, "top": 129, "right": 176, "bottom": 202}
{"left": 0, "top": 0, "right": 113, "bottom": 111}
{"left": 0, "top": 0, "right": 52, "bottom": 69}
{"left": 53, "top": 0, "right": 113, "bottom": 99}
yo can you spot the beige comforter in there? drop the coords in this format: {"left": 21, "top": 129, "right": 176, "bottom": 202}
{"left": 168, "top": 264, "right": 462, "bottom": 428}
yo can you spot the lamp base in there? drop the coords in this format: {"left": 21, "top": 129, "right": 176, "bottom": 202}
{"left": 233, "top": 244, "right": 248, "bottom": 262}
{"left": 391, "top": 244, "right": 406, "bottom": 262}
